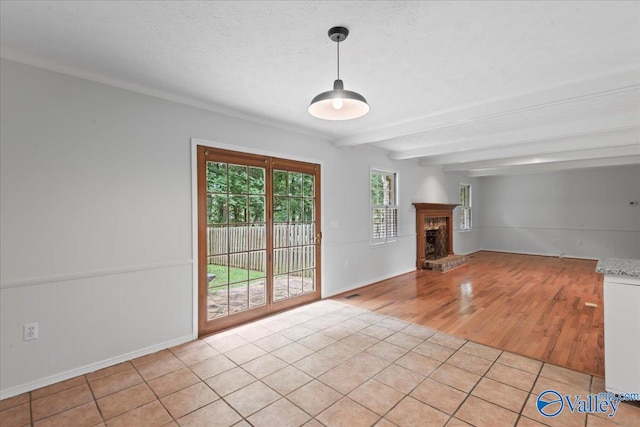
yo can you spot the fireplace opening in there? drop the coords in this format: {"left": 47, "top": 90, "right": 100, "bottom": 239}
{"left": 424, "top": 217, "right": 448, "bottom": 260}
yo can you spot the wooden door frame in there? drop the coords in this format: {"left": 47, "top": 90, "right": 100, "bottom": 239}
{"left": 191, "top": 139, "right": 323, "bottom": 338}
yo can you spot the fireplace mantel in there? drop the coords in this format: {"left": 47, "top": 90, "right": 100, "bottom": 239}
{"left": 412, "top": 203, "right": 459, "bottom": 269}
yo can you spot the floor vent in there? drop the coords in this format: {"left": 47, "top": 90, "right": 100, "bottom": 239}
{"left": 344, "top": 294, "right": 360, "bottom": 299}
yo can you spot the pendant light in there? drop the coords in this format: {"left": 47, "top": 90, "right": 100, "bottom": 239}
{"left": 308, "top": 26, "right": 370, "bottom": 120}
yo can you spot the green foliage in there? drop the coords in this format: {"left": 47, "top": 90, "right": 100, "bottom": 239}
{"left": 207, "top": 264, "right": 264, "bottom": 287}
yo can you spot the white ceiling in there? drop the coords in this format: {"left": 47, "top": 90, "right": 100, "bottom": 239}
{"left": 1, "top": 1, "right": 639, "bottom": 176}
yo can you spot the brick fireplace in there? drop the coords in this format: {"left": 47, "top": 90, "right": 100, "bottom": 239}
{"left": 413, "top": 203, "right": 468, "bottom": 271}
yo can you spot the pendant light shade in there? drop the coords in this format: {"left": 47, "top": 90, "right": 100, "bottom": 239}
{"left": 309, "top": 27, "right": 369, "bottom": 120}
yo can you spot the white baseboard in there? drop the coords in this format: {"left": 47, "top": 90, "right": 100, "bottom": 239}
{"left": 476, "top": 248, "right": 599, "bottom": 261}
{"left": 324, "top": 268, "right": 416, "bottom": 299}
{"left": 0, "top": 334, "right": 195, "bottom": 400}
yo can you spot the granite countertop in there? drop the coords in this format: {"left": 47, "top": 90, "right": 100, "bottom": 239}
{"left": 596, "top": 258, "right": 640, "bottom": 277}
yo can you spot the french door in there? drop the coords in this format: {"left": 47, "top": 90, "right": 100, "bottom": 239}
{"left": 197, "top": 146, "right": 321, "bottom": 335}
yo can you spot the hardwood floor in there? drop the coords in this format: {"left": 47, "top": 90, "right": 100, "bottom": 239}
{"left": 332, "top": 251, "right": 605, "bottom": 376}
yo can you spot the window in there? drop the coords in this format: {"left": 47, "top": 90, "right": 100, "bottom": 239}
{"left": 371, "top": 169, "right": 398, "bottom": 244}
{"left": 459, "top": 183, "right": 472, "bottom": 231}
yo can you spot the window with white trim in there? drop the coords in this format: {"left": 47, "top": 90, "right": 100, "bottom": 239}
{"left": 459, "top": 183, "right": 472, "bottom": 231}
{"left": 371, "top": 169, "right": 398, "bottom": 244}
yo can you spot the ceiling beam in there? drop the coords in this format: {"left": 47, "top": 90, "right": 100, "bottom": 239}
{"left": 333, "top": 68, "right": 640, "bottom": 148}
{"left": 415, "top": 126, "right": 639, "bottom": 166}
{"left": 465, "top": 156, "right": 640, "bottom": 177}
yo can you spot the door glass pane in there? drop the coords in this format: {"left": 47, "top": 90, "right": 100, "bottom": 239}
{"left": 274, "top": 170, "right": 287, "bottom": 195}
{"left": 273, "top": 197, "right": 288, "bottom": 222}
{"left": 274, "top": 248, "right": 288, "bottom": 274}
{"left": 274, "top": 224, "right": 288, "bottom": 248}
{"left": 290, "top": 198, "right": 303, "bottom": 222}
{"left": 273, "top": 275, "right": 288, "bottom": 301}
{"left": 205, "top": 159, "right": 266, "bottom": 321}
{"left": 289, "top": 172, "right": 303, "bottom": 196}
{"left": 303, "top": 174, "right": 314, "bottom": 197}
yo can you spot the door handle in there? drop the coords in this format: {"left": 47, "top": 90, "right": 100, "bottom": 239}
{"left": 315, "top": 232, "right": 322, "bottom": 246}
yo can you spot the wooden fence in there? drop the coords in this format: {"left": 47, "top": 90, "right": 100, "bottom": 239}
{"left": 207, "top": 224, "right": 315, "bottom": 273}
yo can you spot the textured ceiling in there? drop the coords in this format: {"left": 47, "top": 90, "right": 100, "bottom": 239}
{"left": 1, "top": 1, "right": 638, "bottom": 175}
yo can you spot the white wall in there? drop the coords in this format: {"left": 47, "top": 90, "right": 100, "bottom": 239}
{"left": 477, "top": 165, "right": 640, "bottom": 259}
{"left": 0, "top": 59, "right": 472, "bottom": 397}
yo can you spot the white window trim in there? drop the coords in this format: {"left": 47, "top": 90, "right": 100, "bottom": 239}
{"left": 370, "top": 167, "right": 399, "bottom": 246}
{"left": 459, "top": 183, "right": 472, "bottom": 232}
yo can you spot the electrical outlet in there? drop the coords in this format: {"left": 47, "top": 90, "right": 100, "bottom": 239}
{"left": 24, "top": 323, "right": 38, "bottom": 341}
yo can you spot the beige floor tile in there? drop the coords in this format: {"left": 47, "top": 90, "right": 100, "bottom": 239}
{"left": 471, "top": 377, "right": 528, "bottom": 413}
{"left": 253, "top": 333, "right": 294, "bottom": 352}
{"left": 486, "top": 362, "right": 537, "bottom": 392}
{"left": 105, "top": 401, "right": 171, "bottom": 427}
{"left": 287, "top": 380, "right": 342, "bottom": 416}
{"left": 131, "top": 349, "right": 173, "bottom": 368}
{"left": 401, "top": 324, "right": 437, "bottom": 340}
{"left": 174, "top": 345, "right": 219, "bottom": 366}
{"left": 241, "top": 354, "right": 289, "bottom": 379}
{"left": 34, "top": 401, "right": 101, "bottom": 427}
{"left": 539, "top": 363, "right": 591, "bottom": 390}
{"left": 458, "top": 341, "right": 502, "bottom": 361}
{"left": 280, "top": 325, "right": 315, "bottom": 341}
{"left": 272, "top": 342, "right": 315, "bottom": 364}
{"left": 531, "top": 376, "right": 590, "bottom": 397}
{"left": 497, "top": 352, "right": 542, "bottom": 375}
{"left": 318, "top": 363, "right": 371, "bottom": 394}
{"left": 31, "top": 376, "right": 87, "bottom": 400}
{"left": 203, "top": 332, "right": 248, "bottom": 351}
{"left": 590, "top": 400, "right": 640, "bottom": 426}
{"left": 235, "top": 324, "right": 274, "bottom": 342}
{"left": 395, "top": 351, "right": 442, "bottom": 376}
{"left": 247, "top": 398, "right": 311, "bottom": 427}
{"left": 377, "top": 317, "right": 410, "bottom": 332}
{"left": 374, "top": 363, "right": 426, "bottom": 394}
{"left": 376, "top": 419, "right": 400, "bottom": 427}
{"left": 177, "top": 400, "right": 242, "bottom": 427}
{"left": 0, "top": 402, "right": 31, "bottom": 427}
{"left": 224, "top": 343, "right": 267, "bottom": 365}
{"left": 360, "top": 324, "right": 396, "bottom": 340}
{"left": 96, "top": 383, "right": 156, "bottom": 420}
{"left": 260, "top": 318, "right": 296, "bottom": 333}
{"left": 590, "top": 376, "right": 606, "bottom": 394}
{"left": 366, "top": 341, "right": 408, "bottom": 362}
{"left": 446, "top": 351, "right": 493, "bottom": 376}
{"left": 232, "top": 420, "right": 251, "bottom": 427}
{"left": 412, "top": 341, "right": 456, "bottom": 362}
{"left": 455, "top": 395, "right": 518, "bottom": 427}
{"left": 516, "top": 416, "right": 548, "bottom": 426}
{"left": 430, "top": 364, "right": 481, "bottom": 393}
{"left": 321, "top": 325, "right": 354, "bottom": 340}
{"left": 86, "top": 362, "right": 133, "bottom": 382}
{"left": 262, "top": 365, "right": 313, "bottom": 395}
{"left": 340, "top": 332, "right": 380, "bottom": 351}
{"left": 135, "top": 355, "right": 185, "bottom": 381}
{"left": 386, "top": 396, "right": 449, "bottom": 427}
{"left": 386, "top": 331, "right": 425, "bottom": 351}
{"left": 357, "top": 312, "right": 387, "bottom": 324}
{"left": 190, "top": 354, "right": 236, "bottom": 380}
{"left": 205, "top": 366, "right": 257, "bottom": 397}
{"left": 317, "top": 397, "right": 381, "bottom": 427}
{"left": 349, "top": 379, "right": 405, "bottom": 415}
{"left": 225, "top": 381, "right": 280, "bottom": 417}
{"left": 169, "top": 338, "right": 208, "bottom": 355}
{"left": 428, "top": 333, "right": 467, "bottom": 350}
{"left": 147, "top": 367, "right": 200, "bottom": 398}
{"left": 521, "top": 393, "right": 586, "bottom": 427}
{"left": 293, "top": 352, "right": 340, "bottom": 377}
{"left": 298, "top": 332, "right": 337, "bottom": 351}
{"left": 160, "top": 382, "right": 218, "bottom": 419}
{"left": 410, "top": 378, "right": 466, "bottom": 415}
{"left": 32, "top": 383, "right": 94, "bottom": 421}
{"left": 319, "top": 341, "right": 362, "bottom": 362}
{"left": 339, "top": 317, "right": 371, "bottom": 332}
{"left": 342, "top": 352, "right": 390, "bottom": 377}
{"left": 88, "top": 368, "right": 143, "bottom": 399}
{"left": 445, "top": 418, "right": 473, "bottom": 426}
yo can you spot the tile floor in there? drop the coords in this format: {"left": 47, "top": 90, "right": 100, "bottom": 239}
{"left": 1, "top": 300, "right": 639, "bottom": 427}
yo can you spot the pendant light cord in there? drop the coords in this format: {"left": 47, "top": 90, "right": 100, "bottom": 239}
{"left": 336, "top": 37, "right": 340, "bottom": 80}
